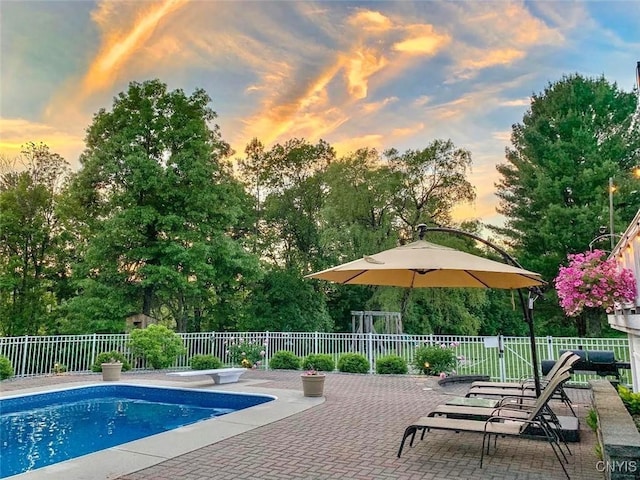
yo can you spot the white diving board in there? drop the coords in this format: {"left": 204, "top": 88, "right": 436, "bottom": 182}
{"left": 167, "top": 367, "right": 247, "bottom": 384}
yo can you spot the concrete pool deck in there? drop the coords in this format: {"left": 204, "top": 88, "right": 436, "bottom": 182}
{"left": 2, "top": 370, "right": 604, "bottom": 480}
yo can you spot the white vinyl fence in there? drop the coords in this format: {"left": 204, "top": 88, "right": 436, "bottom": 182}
{"left": 0, "top": 332, "right": 632, "bottom": 386}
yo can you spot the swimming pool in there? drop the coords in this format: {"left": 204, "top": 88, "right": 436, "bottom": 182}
{"left": 0, "top": 384, "right": 275, "bottom": 478}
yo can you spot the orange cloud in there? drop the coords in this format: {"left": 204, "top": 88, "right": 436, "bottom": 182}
{"left": 81, "top": 0, "right": 189, "bottom": 97}
{"left": 466, "top": 48, "right": 526, "bottom": 69}
{"left": 0, "top": 118, "right": 85, "bottom": 164}
{"left": 343, "top": 48, "right": 388, "bottom": 100}
{"left": 391, "top": 123, "right": 425, "bottom": 137}
{"left": 332, "top": 134, "right": 385, "bottom": 156}
{"left": 348, "top": 9, "right": 393, "bottom": 31}
{"left": 447, "top": 2, "right": 563, "bottom": 80}
{"left": 360, "top": 97, "right": 398, "bottom": 114}
{"left": 393, "top": 25, "right": 451, "bottom": 55}
{"left": 239, "top": 60, "right": 344, "bottom": 146}
{"left": 233, "top": 10, "right": 450, "bottom": 152}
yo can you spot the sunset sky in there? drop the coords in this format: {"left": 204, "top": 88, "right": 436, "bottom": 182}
{"left": 1, "top": 0, "right": 638, "bottom": 226}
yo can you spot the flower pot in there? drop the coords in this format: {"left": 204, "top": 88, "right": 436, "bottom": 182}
{"left": 301, "top": 373, "right": 325, "bottom": 397}
{"left": 101, "top": 362, "right": 123, "bottom": 381}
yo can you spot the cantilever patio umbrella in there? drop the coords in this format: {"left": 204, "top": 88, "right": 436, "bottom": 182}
{"left": 306, "top": 230, "right": 546, "bottom": 394}
{"left": 306, "top": 240, "right": 544, "bottom": 289}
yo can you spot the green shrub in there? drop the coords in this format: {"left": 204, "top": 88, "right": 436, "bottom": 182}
{"left": 586, "top": 408, "right": 598, "bottom": 432}
{"left": 0, "top": 355, "right": 14, "bottom": 380}
{"left": 129, "top": 325, "right": 186, "bottom": 369}
{"left": 376, "top": 355, "right": 408, "bottom": 374}
{"left": 413, "top": 344, "right": 458, "bottom": 375}
{"left": 189, "top": 355, "right": 222, "bottom": 370}
{"left": 337, "top": 353, "right": 370, "bottom": 374}
{"left": 618, "top": 385, "right": 640, "bottom": 415}
{"left": 302, "top": 354, "right": 334, "bottom": 372}
{"left": 269, "top": 350, "right": 301, "bottom": 370}
{"left": 91, "top": 351, "right": 132, "bottom": 372}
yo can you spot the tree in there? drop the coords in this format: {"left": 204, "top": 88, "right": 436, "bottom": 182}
{"left": 385, "top": 139, "right": 476, "bottom": 241}
{"left": 69, "top": 79, "right": 259, "bottom": 332}
{"left": 494, "top": 74, "right": 640, "bottom": 335}
{"left": 320, "top": 148, "right": 400, "bottom": 262}
{"left": 0, "top": 143, "right": 70, "bottom": 335}
{"left": 239, "top": 268, "right": 333, "bottom": 332}
{"left": 318, "top": 148, "right": 401, "bottom": 331}
{"left": 256, "top": 138, "right": 335, "bottom": 270}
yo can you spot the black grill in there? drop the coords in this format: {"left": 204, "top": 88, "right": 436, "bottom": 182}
{"left": 541, "top": 349, "right": 630, "bottom": 380}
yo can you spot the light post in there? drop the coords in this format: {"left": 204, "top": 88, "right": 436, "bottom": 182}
{"left": 609, "top": 177, "right": 616, "bottom": 251}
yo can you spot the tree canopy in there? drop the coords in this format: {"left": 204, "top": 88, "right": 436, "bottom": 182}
{"left": 4, "top": 73, "right": 635, "bottom": 338}
{"left": 65, "top": 80, "right": 259, "bottom": 333}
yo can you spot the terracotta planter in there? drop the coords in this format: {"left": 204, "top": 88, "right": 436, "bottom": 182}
{"left": 101, "top": 362, "right": 123, "bottom": 381}
{"left": 301, "top": 373, "right": 325, "bottom": 397}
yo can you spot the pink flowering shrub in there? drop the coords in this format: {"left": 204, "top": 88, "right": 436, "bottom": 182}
{"left": 554, "top": 250, "right": 636, "bottom": 316}
{"left": 225, "top": 337, "right": 267, "bottom": 368}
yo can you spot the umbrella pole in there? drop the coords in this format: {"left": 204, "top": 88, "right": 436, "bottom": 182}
{"left": 421, "top": 225, "right": 543, "bottom": 396}
{"left": 518, "top": 289, "right": 542, "bottom": 397}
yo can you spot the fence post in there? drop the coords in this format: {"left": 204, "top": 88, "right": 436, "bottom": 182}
{"left": 314, "top": 331, "right": 319, "bottom": 355}
{"left": 90, "top": 333, "right": 97, "bottom": 367}
{"left": 264, "top": 331, "right": 270, "bottom": 370}
{"left": 547, "top": 336, "right": 554, "bottom": 360}
{"left": 20, "top": 335, "right": 29, "bottom": 376}
{"left": 367, "top": 331, "right": 374, "bottom": 374}
{"left": 498, "top": 335, "right": 506, "bottom": 382}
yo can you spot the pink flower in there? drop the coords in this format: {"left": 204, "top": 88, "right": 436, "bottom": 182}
{"left": 554, "top": 250, "right": 637, "bottom": 317}
{"left": 439, "top": 372, "right": 447, "bottom": 379}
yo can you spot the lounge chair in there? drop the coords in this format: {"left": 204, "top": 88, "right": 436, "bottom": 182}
{"left": 467, "top": 351, "right": 580, "bottom": 391}
{"left": 464, "top": 356, "right": 579, "bottom": 416}
{"left": 426, "top": 366, "right": 575, "bottom": 455}
{"left": 397, "top": 371, "right": 572, "bottom": 479}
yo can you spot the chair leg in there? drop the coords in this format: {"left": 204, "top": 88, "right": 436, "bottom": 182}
{"left": 539, "top": 422, "right": 571, "bottom": 479}
{"left": 543, "top": 408, "right": 572, "bottom": 457}
{"left": 481, "top": 433, "right": 487, "bottom": 467}
{"left": 398, "top": 426, "right": 416, "bottom": 458}
{"left": 549, "top": 436, "right": 571, "bottom": 479}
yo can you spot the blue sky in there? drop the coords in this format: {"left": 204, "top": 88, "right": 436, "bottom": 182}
{"left": 1, "top": 0, "right": 638, "bottom": 226}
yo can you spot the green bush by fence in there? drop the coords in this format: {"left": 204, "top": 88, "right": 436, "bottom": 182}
{"left": 269, "top": 350, "right": 301, "bottom": 370}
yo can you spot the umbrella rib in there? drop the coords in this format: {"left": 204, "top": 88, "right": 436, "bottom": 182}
{"left": 342, "top": 271, "right": 368, "bottom": 284}
{"left": 521, "top": 274, "right": 546, "bottom": 284}
{"left": 464, "top": 271, "right": 492, "bottom": 288}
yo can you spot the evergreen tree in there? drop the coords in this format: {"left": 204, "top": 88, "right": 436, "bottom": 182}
{"left": 494, "top": 74, "right": 640, "bottom": 335}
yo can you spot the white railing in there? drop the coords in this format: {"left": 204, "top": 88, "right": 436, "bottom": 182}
{"left": 0, "top": 332, "right": 632, "bottom": 386}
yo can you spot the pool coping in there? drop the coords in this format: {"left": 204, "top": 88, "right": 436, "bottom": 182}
{"left": 2, "top": 378, "right": 324, "bottom": 480}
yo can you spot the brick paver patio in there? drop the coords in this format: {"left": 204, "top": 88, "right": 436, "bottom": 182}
{"left": 2, "top": 370, "right": 604, "bottom": 480}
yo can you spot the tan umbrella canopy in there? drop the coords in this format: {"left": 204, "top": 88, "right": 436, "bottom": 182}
{"left": 306, "top": 239, "right": 544, "bottom": 289}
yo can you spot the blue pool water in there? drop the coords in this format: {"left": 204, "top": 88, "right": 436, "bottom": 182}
{"left": 0, "top": 384, "right": 274, "bottom": 478}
